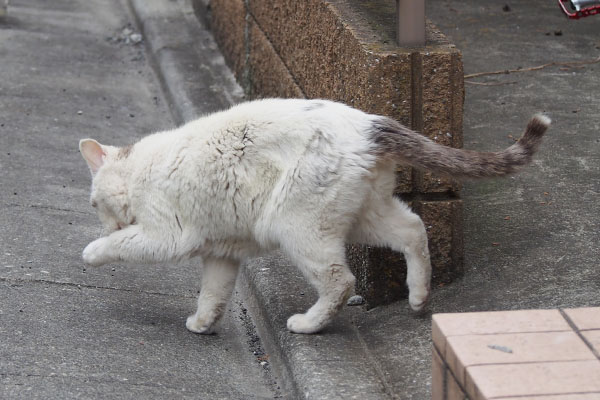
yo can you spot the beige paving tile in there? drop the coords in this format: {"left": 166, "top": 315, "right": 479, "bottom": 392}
{"left": 582, "top": 329, "right": 600, "bottom": 355}
{"left": 446, "top": 331, "right": 596, "bottom": 386}
{"left": 466, "top": 360, "right": 600, "bottom": 399}
{"left": 432, "top": 347, "right": 445, "bottom": 400}
{"left": 505, "top": 394, "right": 600, "bottom": 400}
{"left": 564, "top": 307, "right": 600, "bottom": 331}
{"left": 432, "top": 310, "right": 571, "bottom": 354}
{"left": 446, "top": 370, "right": 467, "bottom": 400}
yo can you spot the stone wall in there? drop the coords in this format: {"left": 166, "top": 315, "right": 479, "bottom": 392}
{"left": 196, "top": 0, "right": 465, "bottom": 308}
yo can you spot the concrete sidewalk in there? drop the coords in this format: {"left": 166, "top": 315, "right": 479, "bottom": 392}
{"left": 1, "top": 0, "right": 598, "bottom": 399}
{"left": 0, "top": 0, "right": 276, "bottom": 398}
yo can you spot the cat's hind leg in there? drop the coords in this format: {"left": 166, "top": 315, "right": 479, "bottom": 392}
{"left": 281, "top": 238, "right": 356, "bottom": 334}
{"left": 186, "top": 257, "right": 239, "bottom": 334}
{"left": 350, "top": 197, "right": 431, "bottom": 311}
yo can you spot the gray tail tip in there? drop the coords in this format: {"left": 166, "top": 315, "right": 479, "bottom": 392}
{"left": 525, "top": 114, "right": 551, "bottom": 139}
{"left": 532, "top": 113, "right": 552, "bottom": 127}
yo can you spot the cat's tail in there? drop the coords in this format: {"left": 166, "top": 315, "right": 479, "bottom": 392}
{"left": 369, "top": 114, "right": 550, "bottom": 179}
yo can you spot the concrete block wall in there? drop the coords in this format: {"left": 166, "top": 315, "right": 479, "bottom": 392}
{"left": 199, "top": 0, "right": 465, "bottom": 308}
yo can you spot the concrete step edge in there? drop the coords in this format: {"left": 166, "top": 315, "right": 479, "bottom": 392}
{"left": 128, "top": 0, "right": 244, "bottom": 125}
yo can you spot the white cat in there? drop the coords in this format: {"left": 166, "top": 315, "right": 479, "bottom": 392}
{"left": 79, "top": 98, "right": 549, "bottom": 334}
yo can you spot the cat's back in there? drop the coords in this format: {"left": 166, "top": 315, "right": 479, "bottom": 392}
{"left": 123, "top": 99, "right": 377, "bottom": 243}
{"left": 228, "top": 98, "right": 369, "bottom": 131}
{"left": 129, "top": 98, "right": 374, "bottom": 175}
{"left": 198, "top": 98, "right": 373, "bottom": 160}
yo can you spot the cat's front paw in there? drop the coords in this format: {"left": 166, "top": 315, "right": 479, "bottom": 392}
{"left": 409, "top": 289, "right": 429, "bottom": 312}
{"left": 82, "top": 238, "right": 113, "bottom": 267}
{"left": 287, "top": 313, "right": 322, "bottom": 334}
{"left": 186, "top": 315, "right": 215, "bottom": 335}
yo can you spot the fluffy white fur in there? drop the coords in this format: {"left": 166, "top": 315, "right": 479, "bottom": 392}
{"left": 79, "top": 99, "right": 441, "bottom": 334}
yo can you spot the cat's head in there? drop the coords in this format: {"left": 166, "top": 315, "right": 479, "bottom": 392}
{"left": 80, "top": 139, "right": 135, "bottom": 234}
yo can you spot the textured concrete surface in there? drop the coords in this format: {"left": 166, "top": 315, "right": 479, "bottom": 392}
{"left": 203, "top": 0, "right": 247, "bottom": 80}
{"left": 427, "top": 0, "right": 600, "bottom": 310}
{"left": 1, "top": 282, "right": 274, "bottom": 399}
{"left": 239, "top": 254, "right": 385, "bottom": 399}
{"left": 129, "top": 0, "right": 243, "bottom": 124}
{"left": 247, "top": 19, "right": 305, "bottom": 99}
{"left": 0, "top": 0, "right": 277, "bottom": 398}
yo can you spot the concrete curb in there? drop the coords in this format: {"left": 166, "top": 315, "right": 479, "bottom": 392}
{"left": 128, "top": 0, "right": 243, "bottom": 125}
{"left": 240, "top": 254, "right": 394, "bottom": 399}
{"left": 127, "top": 1, "right": 392, "bottom": 398}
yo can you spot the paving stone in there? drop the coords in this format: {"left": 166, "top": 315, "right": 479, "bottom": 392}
{"left": 447, "top": 331, "right": 596, "bottom": 386}
{"left": 434, "top": 308, "right": 600, "bottom": 399}
{"left": 467, "top": 360, "right": 600, "bottom": 399}
{"left": 431, "top": 346, "right": 445, "bottom": 400}
{"left": 432, "top": 310, "right": 571, "bottom": 354}
{"left": 582, "top": 330, "right": 600, "bottom": 355}
{"left": 509, "top": 394, "right": 600, "bottom": 400}
{"left": 564, "top": 307, "right": 600, "bottom": 330}
{"left": 446, "top": 369, "right": 465, "bottom": 400}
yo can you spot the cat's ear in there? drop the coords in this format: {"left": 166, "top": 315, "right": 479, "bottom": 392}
{"left": 79, "top": 139, "right": 106, "bottom": 175}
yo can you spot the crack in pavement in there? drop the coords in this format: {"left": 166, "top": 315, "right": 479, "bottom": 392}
{"left": 1, "top": 202, "right": 94, "bottom": 215}
{"left": 0, "top": 276, "right": 196, "bottom": 299}
{"left": 0, "top": 371, "right": 205, "bottom": 392}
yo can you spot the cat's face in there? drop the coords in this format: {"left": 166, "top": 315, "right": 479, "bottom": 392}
{"left": 89, "top": 167, "right": 131, "bottom": 233}
{"left": 80, "top": 139, "right": 134, "bottom": 234}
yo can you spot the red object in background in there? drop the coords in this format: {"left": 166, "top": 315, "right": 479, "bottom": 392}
{"left": 558, "top": 0, "right": 600, "bottom": 18}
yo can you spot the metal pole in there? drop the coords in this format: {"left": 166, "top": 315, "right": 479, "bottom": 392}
{"left": 0, "top": 0, "right": 8, "bottom": 19}
{"left": 396, "top": 0, "right": 425, "bottom": 47}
